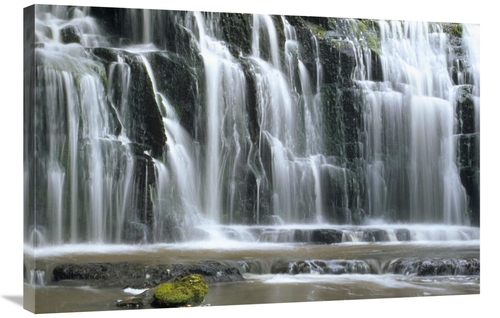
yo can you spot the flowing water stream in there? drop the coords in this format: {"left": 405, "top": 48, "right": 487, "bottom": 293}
{"left": 24, "top": 5, "right": 480, "bottom": 313}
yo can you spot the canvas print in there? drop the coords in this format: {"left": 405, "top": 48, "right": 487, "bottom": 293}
{"left": 23, "top": 3, "right": 480, "bottom": 314}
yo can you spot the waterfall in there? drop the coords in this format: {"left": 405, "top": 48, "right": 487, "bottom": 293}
{"left": 355, "top": 20, "right": 471, "bottom": 224}
{"left": 25, "top": 6, "right": 479, "bottom": 247}
{"left": 187, "top": 12, "right": 251, "bottom": 225}
{"left": 253, "top": 14, "right": 281, "bottom": 69}
{"left": 137, "top": 53, "right": 203, "bottom": 241}
{"left": 30, "top": 5, "right": 142, "bottom": 244}
{"left": 249, "top": 15, "right": 335, "bottom": 224}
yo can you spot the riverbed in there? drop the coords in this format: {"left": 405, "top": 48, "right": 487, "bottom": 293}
{"left": 24, "top": 228, "right": 480, "bottom": 313}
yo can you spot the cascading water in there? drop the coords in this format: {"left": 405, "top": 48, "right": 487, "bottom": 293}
{"left": 30, "top": 6, "right": 140, "bottom": 245}
{"left": 191, "top": 12, "right": 250, "bottom": 226}
{"left": 249, "top": 15, "right": 347, "bottom": 225}
{"left": 355, "top": 20, "right": 471, "bottom": 224}
{"left": 24, "top": 5, "right": 480, "bottom": 313}
{"left": 26, "top": 6, "right": 479, "bottom": 246}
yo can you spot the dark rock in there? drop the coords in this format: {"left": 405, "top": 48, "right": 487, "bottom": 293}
{"left": 311, "top": 229, "right": 343, "bottom": 244}
{"left": 455, "top": 85, "right": 477, "bottom": 135}
{"left": 417, "top": 260, "right": 436, "bottom": 276}
{"left": 453, "top": 84, "right": 479, "bottom": 226}
{"left": 388, "top": 258, "right": 480, "bottom": 276}
{"left": 457, "top": 133, "right": 479, "bottom": 168}
{"left": 320, "top": 85, "right": 363, "bottom": 159}
{"left": 90, "top": 47, "right": 119, "bottom": 63}
{"left": 459, "top": 157, "right": 480, "bottom": 227}
{"left": 60, "top": 26, "right": 81, "bottom": 44}
{"left": 52, "top": 261, "right": 244, "bottom": 289}
{"left": 389, "top": 259, "right": 418, "bottom": 275}
{"left": 53, "top": 263, "right": 113, "bottom": 281}
{"left": 123, "top": 52, "right": 167, "bottom": 157}
{"left": 147, "top": 51, "right": 201, "bottom": 138}
{"left": 289, "top": 260, "right": 312, "bottom": 274}
{"left": 456, "top": 258, "right": 480, "bottom": 275}
{"left": 116, "top": 296, "right": 144, "bottom": 308}
{"left": 319, "top": 162, "right": 365, "bottom": 224}
{"left": 270, "top": 260, "right": 292, "bottom": 274}
{"left": 88, "top": 6, "right": 128, "bottom": 40}
{"left": 127, "top": 142, "right": 153, "bottom": 155}
{"left": 273, "top": 259, "right": 372, "bottom": 275}
{"left": 220, "top": 13, "right": 252, "bottom": 57}
{"left": 318, "top": 38, "right": 356, "bottom": 86}
{"left": 362, "top": 229, "right": 388, "bottom": 242}
{"left": 293, "top": 230, "right": 308, "bottom": 243}
{"left": 344, "top": 260, "right": 371, "bottom": 274}
{"left": 168, "top": 261, "right": 244, "bottom": 284}
{"left": 91, "top": 48, "right": 167, "bottom": 157}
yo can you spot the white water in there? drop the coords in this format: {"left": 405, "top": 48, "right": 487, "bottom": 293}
{"left": 33, "top": 6, "right": 139, "bottom": 245}
{"left": 24, "top": 9, "right": 480, "bottom": 314}
{"left": 27, "top": 7, "right": 479, "bottom": 248}
{"left": 249, "top": 16, "right": 343, "bottom": 225}
{"left": 357, "top": 20, "right": 472, "bottom": 224}
{"left": 24, "top": 223, "right": 479, "bottom": 259}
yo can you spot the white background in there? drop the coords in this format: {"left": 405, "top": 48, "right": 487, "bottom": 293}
{"left": 1, "top": 1, "right": 495, "bottom": 317}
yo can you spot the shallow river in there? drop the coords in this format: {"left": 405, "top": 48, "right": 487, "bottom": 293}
{"left": 24, "top": 232, "right": 480, "bottom": 313}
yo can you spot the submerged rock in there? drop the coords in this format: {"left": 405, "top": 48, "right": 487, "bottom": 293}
{"left": 116, "top": 296, "right": 144, "bottom": 309}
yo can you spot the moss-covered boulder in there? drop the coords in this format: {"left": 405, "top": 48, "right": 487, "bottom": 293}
{"left": 153, "top": 274, "right": 208, "bottom": 307}
{"left": 153, "top": 283, "right": 194, "bottom": 307}
{"left": 175, "top": 274, "right": 209, "bottom": 304}
{"left": 60, "top": 25, "right": 81, "bottom": 44}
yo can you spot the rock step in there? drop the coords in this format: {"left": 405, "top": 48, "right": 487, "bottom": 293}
{"left": 236, "top": 258, "right": 480, "bottom": 276}
{"left": 221, "top": 226, "right": 479, "bottom": 244}
{"left": 388, "top": 258, "right": 480, "bottom": 276}
{"left": 51, "top": 260, "right": 244, "bottom": 289}
{"left": 31, "top": 257, "right": 480, "bottom": 289}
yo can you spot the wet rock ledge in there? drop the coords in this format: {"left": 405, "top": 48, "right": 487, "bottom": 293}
{"left": 52, "top": 260, "right": 244, "bottom": 289}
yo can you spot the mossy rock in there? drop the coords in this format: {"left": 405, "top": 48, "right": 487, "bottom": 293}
{"left": 153, "top": 283, "right": 193, "bottom": 307}
{"left": 175, "top": 274, "right": 208, "bottom": 304}
{"left": 60, "top": 25, "right": 81, "bottom": 44}
{"left": 153, "top": 274, "right": 208, "bottom": 307}
{"left": 443, "top": 23, "right": 463, "bottom": 38}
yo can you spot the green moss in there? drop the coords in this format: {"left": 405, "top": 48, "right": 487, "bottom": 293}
{"left": 91, "top": 47, "right": 118, "bottom": 63}
{"left": 445, "top": 23, "right": 463, "bottom": 38}
{"left": 153, "top": 274, "right": 208, "bottom": 307}
{"left": 354, "top": 19, "right": 380, "bottom": 55}
{"left": 306, "top": 22, "right": 326, "bottom": 37}
{"left": 154, "top": 282, "right": 193, "bottom": 307}
{"left": 356, "top": 20, "right": 368, "bottom": 34}
{"left": 176, "top": 274, "right": 209, "bottom": 304}
{"left": 315, "top": 24, "right": 326, "bottom": 37}
{"left": 60, "top": 26, "right": 81, "bottom": 44}
{"left": 366, "top": 32, "right": 380, "bottom": 55}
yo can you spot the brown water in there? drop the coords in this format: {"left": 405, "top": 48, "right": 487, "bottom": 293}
{"left": 24, "top": 240, "right": 480, "bottom": 313}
